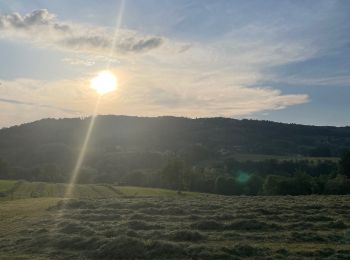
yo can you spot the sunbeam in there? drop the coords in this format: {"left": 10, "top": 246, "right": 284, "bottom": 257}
{"left": 63, "top": 0, "right": 125, "bottom": 199}
{"left": 64, "top": 97, "right": 101, "bottom": 198}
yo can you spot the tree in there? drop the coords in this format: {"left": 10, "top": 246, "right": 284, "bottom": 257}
{"left": 311, "top": 174, "right": 329, "bottom": 194}
{"left": 123, "top": 171, "right": 148, "bottom": 187}
{"left": 324, "top": 174, "right": 350, "bottom": 194}
{"left": 0, "top": 158, "right": 9, "bottom": 179}
{"left": 77, "top": 167, "right": 97, "bottom": 184}
{"left": 245, "top": 174, "right": 263, "bottom": 195}
{"left": 339, "top": 149, "right": 350, "bottom": 177}
{"left": 214, "top": 176, "right": 241, "bottom": 195}
{"left": 292, "top": 172, "right": 313, "bottom": 195}
{"left": 263, "top": 173, "right": 314, "bottom": 196}
{"left": 308, "top": 146, "right": 331, "bottom": 157}
{"left": 188, "top": 168, "right": 215, "bottom": 193}
{"left": 263, "top": 175, "right": 285, "bottom": 195}
{"left": 160, "top": 159, "right": 190, "bottom": 191}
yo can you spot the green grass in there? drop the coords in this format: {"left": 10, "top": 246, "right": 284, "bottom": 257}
{"left": 0, "top": 197, "right": 60, "bottom": 237}
{"left": 0, "top": 180, "right": 190, "bottom": 201}
{"left": 232, "top": 153, "right": 339, "bottom": 162}
{"left": 0, "top": 180, "right": 17, "bottom": 193}
{"left": 0, "top": 180, "right": 349, "bottom": 259}
{"left": 116, "top": 186, "right": 199, "bottom": 197}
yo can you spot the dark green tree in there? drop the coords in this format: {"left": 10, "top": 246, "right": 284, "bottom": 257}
{"left": 161, "top": 159, "right": 190, "bottom": 191}
{"left": 339, "top": 149, "right": 350, "bottom": 177}
{"left": 123, "top": 171, "right": 148, "bottom": 187}
{"left": 0, "top": 158, "right": 9, "bottom": 179}
{"left": 214, "top": 176, "right": 241, "bottom": 195}
{"left": 324, "top": 174, "right": 350, "bottom": 194}
{"left": 292, "top": 172, "right": 313, "bottom": 195}
{"left": 263, "top": 175, "right": 285, "bottom": 195}
{"left": 245, "top": 174, "right": 263, "bottom": 195}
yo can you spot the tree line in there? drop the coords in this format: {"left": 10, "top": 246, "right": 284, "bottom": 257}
{"left": 156, "top": 150, "right": 350, "bottom": 195}
{"left": 1, "top": 116, "right": 350, "bottom": 195}
{"left": 1, "top": 149, "right": 349, "bottom": 196}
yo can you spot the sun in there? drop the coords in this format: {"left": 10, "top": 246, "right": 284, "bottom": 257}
{"left": 90, "top": 70, "right": 118, "bottom": 95}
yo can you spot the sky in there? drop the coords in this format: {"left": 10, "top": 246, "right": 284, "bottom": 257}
{"left": 0, "top": 0, "right": 349, "bottom": 127}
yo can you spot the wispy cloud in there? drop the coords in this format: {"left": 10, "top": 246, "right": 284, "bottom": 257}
{"left": 0, "top": 9, "right": 164, "bottom": 56}
{"left": 0, "top": 97, "right": 80, "bottom": 114}
{"left": 268, "top": 75, "right": 350, "bottom": 87}
{"left": 61, "top": 58, "right": 95, "bottom": 67}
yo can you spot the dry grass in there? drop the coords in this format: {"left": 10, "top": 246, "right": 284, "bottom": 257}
{"left": 0, "top": 192, "right": 349, "bottom": 259}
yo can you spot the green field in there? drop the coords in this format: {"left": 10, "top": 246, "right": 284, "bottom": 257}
{"left": 232, "top": 153, "right": 339, "bottom": 162}
{"left": 0, "top": 180, "right": 194, "bottom": 201}
{"left": 0, "top": 180, "right": 349, "bottom": 259}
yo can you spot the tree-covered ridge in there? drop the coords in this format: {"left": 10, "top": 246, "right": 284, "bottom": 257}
{"left": 0, "top": 115, "right": 349, "bottom": 195}
{"left": 1, "top": 116, "right": 350, "bottom": 159}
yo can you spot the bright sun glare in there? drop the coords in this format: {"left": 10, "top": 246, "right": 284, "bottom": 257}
{"left": 90, "top": 70, "right": 118, "bottom": 95}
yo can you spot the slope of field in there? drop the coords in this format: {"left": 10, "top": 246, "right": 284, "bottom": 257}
{"left": 0, "top": 181, "right": 349, "bottom": 259}
{"left": 0, "top": 180, "right": 190, "bottom": 201}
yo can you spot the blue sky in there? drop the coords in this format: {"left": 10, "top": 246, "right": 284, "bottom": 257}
{"left": 0, "top": 0, "right": 349, "bottom": 127}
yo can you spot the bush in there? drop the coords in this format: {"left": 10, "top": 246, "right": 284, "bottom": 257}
{"left": 214, "top": 176, "right": 241, "bottom": 195}
{"left": 325, "top": 175, "right": 350, "bottom": 194}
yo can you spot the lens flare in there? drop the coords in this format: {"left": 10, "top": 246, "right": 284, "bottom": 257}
{"left": 90, "top": 70, "right": 118, "bottom": 95}
{"left": 236, "top": 171, "right": 250, "bottom": 184}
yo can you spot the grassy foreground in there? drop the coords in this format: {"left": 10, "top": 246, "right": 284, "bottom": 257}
{"left": 0, "top": 180, "right": 349, "bottom": 259}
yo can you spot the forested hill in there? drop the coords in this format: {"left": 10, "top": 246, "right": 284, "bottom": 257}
{"left": 1, "top": 116, "right": 349, "bottom": 161}
{"left": 1, "top": 116, "right": 350, "bottom": 191}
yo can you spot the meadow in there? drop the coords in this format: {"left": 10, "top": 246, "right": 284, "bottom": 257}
{"left": 0, "top": 180, "right": 349, "bottom": 259}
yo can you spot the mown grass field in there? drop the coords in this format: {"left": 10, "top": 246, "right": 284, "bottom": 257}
{"left": 0, "top": 180, "right": 349, "bottom": 259}
{"left": 232, "top": 153, "right": 339, "bottom": 162}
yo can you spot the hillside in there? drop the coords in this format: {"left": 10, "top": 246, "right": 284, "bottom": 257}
{"left": 0, "top": 116, "right": 349, "bottom": 188}
{"left": 1, "top": 116, "right": 350, "bottom": 163}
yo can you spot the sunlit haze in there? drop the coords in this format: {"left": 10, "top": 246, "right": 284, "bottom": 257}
{"left": 90, "top": 71, "right": 118, "bottom": 95}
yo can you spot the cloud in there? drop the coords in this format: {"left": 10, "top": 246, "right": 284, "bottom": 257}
{"left": 268, "top": 75, "right": 350, "bottom": 87}
{"left": 0, "top": 9, "right": 164, "bottom": 55}
{"left": 0, "top": 75, "right": 308, "bottom": 128}
{"left": 0, "top": 9, "right": 69, "bottom": 32}
{"left": 0, "top": 78, "right": 92, "bottom": 127}
{"left": 0, "top": 9, "right": 313, "bottom": 127}
{"left": 61, "top": 58, "right": 95, "bottom": 67}
{"left": 0, "top": 97, "right": 80, "bottom": 114}
{"left": 124, "top": 77, "right": 309, "bottom": 117}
